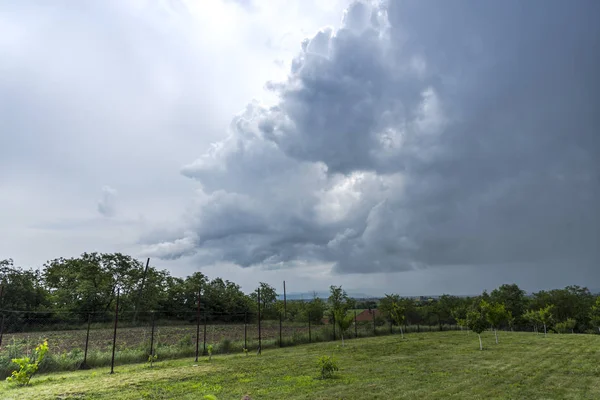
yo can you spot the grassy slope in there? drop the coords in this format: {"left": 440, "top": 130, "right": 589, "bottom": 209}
{"left": 1, "top": 330, "right": 599, "bottom": 400}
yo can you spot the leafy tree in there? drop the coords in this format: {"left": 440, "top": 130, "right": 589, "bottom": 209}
{"left": 522, "top": 309, "right": 541, "bottom": 334}
{"left": 436, "top": 294, "right": 462, "bottom": 326}
{"left": 0, "top": 259, "right": 49, "bottom": 316}
{"left": 43, "top": 252, "right": 145, "bottom": 316}
{"left": 490, "top": 284, "right": 528, "bottom": 325}
{"left": 328, "top": 286, "right": 354, "bottom": 342}
{"left": 554, "top": 318, "right": 577, "bottom": 334}
{"left": 305, "top": 297, "right": 326, "bottom": 324}
{"left": 334, "top": 309, "right": 354, "bottom": 346}
{"left": 466, "top": 307, "right": 488, "bottom": 351}
{"left": 537, "top": 305, "right": 554, "bottom": 337}
{"left": 379, "top": 294, "right": 407, "bottom": 338}
{"left": 451, "top": 306, "right": 469, "bottom": 332}
{"left": 531, "top": 286, "right": 593, "bottom": 332}
{"left": 482, "top": 301, "right": 509, "bottom": 344}
{"left": 250, "top": 282, "right": 278, "bottom": 320}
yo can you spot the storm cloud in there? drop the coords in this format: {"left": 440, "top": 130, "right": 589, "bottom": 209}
{"left": 145, "top": 0, "right": 600, "bottom": 276}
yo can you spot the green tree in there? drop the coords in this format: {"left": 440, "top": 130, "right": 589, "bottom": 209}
{"left": 538, "top": 305, "right": 554, "bottom": 337}
{"left": 490, "top": 284, "right": 528, "bottom": 325}
{"left": 554, "top": 318, "right": 577, "bottom": 334}
{"left": 334, "top": 309, "right": 354, "bottom": 346}
{"left": 43, "top": 252, "right": 145, "bottom": 316}
{"left": 328, "top": 286, "right": 354, "bottom": 342}
{"left": 466, "top": 306, "right": 488, "bottom": 351}
{"left": 451, "top": 306, "right": 469, "bottom": 332}
{"left": 250, "top": 282, "right": 278, "bottom": 320}
{"left": 379, "top": 294, "right": 407, "bottom": 338}
{"left": 523, "top": 309, "right": 541, "bottom": 334}
{"left": 531, "top": 286, "right": 593, "bottom": 332}
{"left": 305, "top": 296, "right": 326, "bottom": 324}
{"left": 482, "top": 301, "right": 509, "bottom": 344}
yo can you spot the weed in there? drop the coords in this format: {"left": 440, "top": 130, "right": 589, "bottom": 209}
{"left": 317, "top": 355, "right": 338, "bottom": 379}
{"left": 6, "top": 339, "right": 49, "bottom": 386}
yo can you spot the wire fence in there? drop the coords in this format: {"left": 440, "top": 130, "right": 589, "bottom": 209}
{"left": 0, "top": 304, "right": 464, "bottom": 378}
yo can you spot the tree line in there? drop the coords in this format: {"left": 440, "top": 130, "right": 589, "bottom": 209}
{"left": 2, "top": 253, "right": 599, "bottom": 337}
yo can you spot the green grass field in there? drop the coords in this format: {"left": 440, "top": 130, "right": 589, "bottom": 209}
{"left": 1, "top": 330, "right": 599, "bottom": 399}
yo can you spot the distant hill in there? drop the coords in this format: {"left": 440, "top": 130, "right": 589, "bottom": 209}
{"left": 277, "top": 291, "right": 376, "bottom": 301}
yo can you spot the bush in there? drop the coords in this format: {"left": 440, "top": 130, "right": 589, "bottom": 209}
{"left": 317, "top": 355, "right": 339, "bottom": 379}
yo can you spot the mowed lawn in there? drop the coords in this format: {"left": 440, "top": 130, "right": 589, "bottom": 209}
{"left": 1, "top": 330, "right": 599, "bottom": 400}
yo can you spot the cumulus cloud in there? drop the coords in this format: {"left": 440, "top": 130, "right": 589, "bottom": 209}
{"left": 97, "top": 186, "right": 118, "bottom": 217}
{"left": 144, "top": 0, "right": 600, "bottom": 276}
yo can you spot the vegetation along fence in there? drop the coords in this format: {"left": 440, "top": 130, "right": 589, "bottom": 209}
{"left": 0, "top": 304, "right": 462, "bottom": 378}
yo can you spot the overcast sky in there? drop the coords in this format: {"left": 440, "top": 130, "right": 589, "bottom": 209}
{"left": 1, "top": 0, "right": 599, "bottom": 296}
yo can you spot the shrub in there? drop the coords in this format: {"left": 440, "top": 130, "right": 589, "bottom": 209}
{"left": 554, "top": 318, "right": 577, "bottom": 334}
{"left": 317, "top": 355, "right": 339, "bottom": 379}
{"left": 6, "top": 340, "right": 49, "bottom": 386}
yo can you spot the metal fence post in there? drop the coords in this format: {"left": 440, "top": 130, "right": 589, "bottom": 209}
{"left": 149, "top": 311, "right": 156, "bottom": 363}
{"left": 110, "top": 289, "right": 120, "bottom": 375}
{"left": 257, "top": 288, "right": 262, "bottom": 355}
{"left": 354, "top": 310, "right": 358, "bottom": 338}
{"left": 203, "top": 311, "right": 207, "bottom": 355}
{"left": 244, "top": 312, "right": 247, "bottom": 350}
{"left": 279, "top": 312, "right": 282, "bottom": 347}
{"left": 195, "top": 287, "right": 201, "bottom": 362}
{"left": 81, "top": 313, "right": 91, "bottom": 369}
{"left": 308, "top": 311, "right": 312, "bottom": 343}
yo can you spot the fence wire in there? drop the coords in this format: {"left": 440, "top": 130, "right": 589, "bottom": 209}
{"left": 0, "top": 307, "right": 462, "bottom": 377}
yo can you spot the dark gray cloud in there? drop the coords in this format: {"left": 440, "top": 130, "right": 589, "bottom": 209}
{"left": 145, "top": 0, "right": 600, "bottom": 278}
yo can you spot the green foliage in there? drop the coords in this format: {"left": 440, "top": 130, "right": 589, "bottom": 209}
{"left": 490, "top": 284, "right": 528, "bottom": 323}
{"left": 466, "top": 309, "right": 487, "bottom": 335}
{"left": 482, "top": 301, "right": 509, "bottom": 328}
{"left": 522, "top": 309, "right": 541, "bottom": 331}
{"left": 207, "top": 344, "right": 214, "bottom": 361}
{"left": 333, "top": 310, "right": 354, "bottom": 345}
{"left": 451, "top": 307, "right": 468, "bottom": 329}
{"left": 317, "top": 355, "right": 339, "bottom": 379}
{"left": 530, "top": 286, "right": 593, "bottom": 332}
{"left": 6, "top": 339, "right": 49, "bottom": 386}
{"left": 554, "top": 318, "right": 577, "bottom": 334}
{"left": 147, "top": 353, "right": 158, "bottom": 367}
{"left": 328, "top": 286, "right": 353, "bottom": 317}
{"left": 178, "top": 334, "right": 193, "bottom": 348}
{"left": 305, "top": 297, "right": 326, "bottom": 324}
{"left": 327, "top": 286, "right": 355, "bottom": 345}
{"left": 251, "top": 282, "right": 278, "bottom": 319}
{"left": 538, "top": 305, "right": 554, "bottom": 329}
